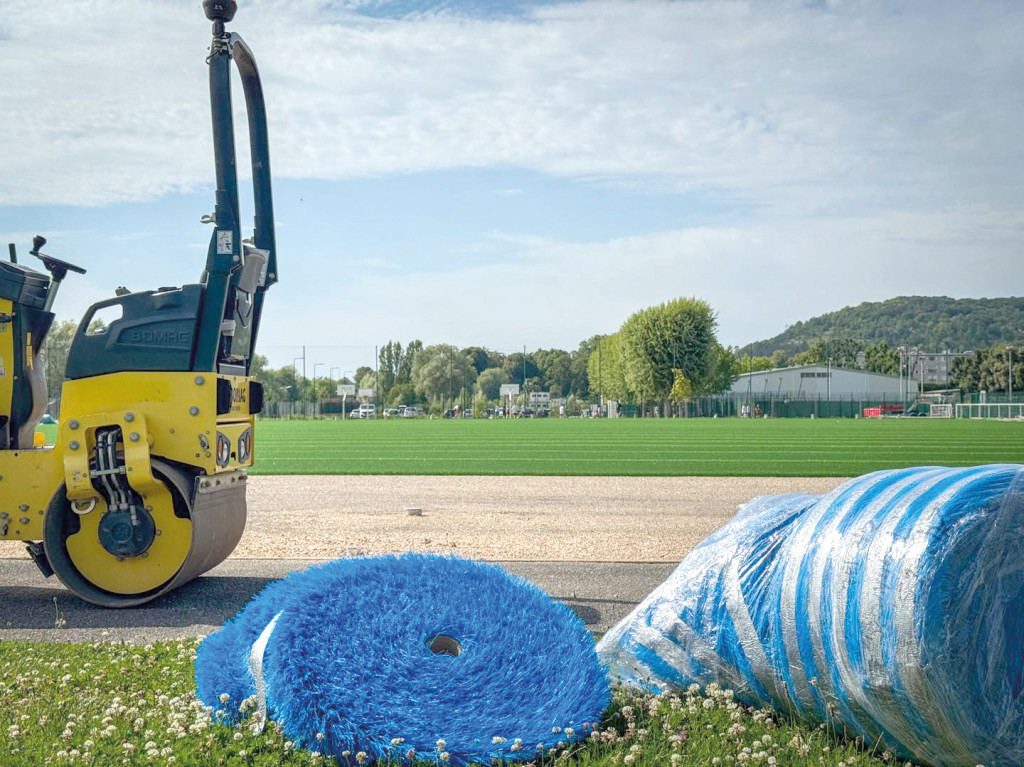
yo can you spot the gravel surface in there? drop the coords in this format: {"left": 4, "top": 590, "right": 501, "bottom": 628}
{"left": 1, "top": 475, "right": 844, "bottom": 562}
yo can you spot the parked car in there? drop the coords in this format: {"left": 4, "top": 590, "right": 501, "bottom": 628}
{"left": 383, "top": 408, "right": 400, "bottom": 418}
{"left": 402, "top": 407, "right": 421, "bottom": 418}
{"left": 358, "top": 404, "right": 377, "bottom": 419}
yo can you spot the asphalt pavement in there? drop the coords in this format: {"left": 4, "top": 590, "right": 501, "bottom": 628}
{"left": 0, "top": 558, "right": 677, "bottom": 643}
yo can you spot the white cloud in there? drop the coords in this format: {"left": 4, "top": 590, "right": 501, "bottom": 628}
{"left": 2, "top": 0, "right": 1022, "bottom": 215}
{"left": 256, "top": 204, "right": 1024, "bottom": 365}
{"left": 5, "top": 0, "right": 1022, "bottom": 360}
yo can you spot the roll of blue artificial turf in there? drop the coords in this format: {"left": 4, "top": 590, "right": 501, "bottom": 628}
{"left": 597, "top": 465, "right": 1024, "bottom": 767}
{"left": 196, "top": 553, "right": 610, "bottom": 765}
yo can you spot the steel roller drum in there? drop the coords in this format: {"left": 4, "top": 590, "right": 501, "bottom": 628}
{"left": 43, "top": 460, "right": 247, "bottom": 607}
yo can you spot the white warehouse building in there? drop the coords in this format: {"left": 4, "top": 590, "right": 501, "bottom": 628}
{"left": 731, "top": 364, "right": 917, "bottom": 400}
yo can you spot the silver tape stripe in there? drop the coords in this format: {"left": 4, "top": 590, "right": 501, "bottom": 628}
{"left": 972, "top": 470, "right": 1024, "bottom": 755}
{"left": 629, "top": 623, "right": 697, "bottom": 689}
{"left": 723, "top": 557, "right": 790, "bottom": 709}
{"left": 782, "top": 473, "right": 891, "bottom": 711}
{"left": 248, "top": 611, "right": 283, "bottom": 736}
{"left": 857, "top": 469, "right": 949, "bottom": 752}
{"left": 651, "top": 602, "right": 751, "bottom": 696}
{"left": 825, "top": 471, "right": 928, "bottom": 742}
{"left": 610, "top": 645, "right": 670, "bottom": 691}
{"left": 896, "top": 468, "right": 1001, "bottom": 764}
{"left": 806, "top": 475, "right": 892, "bottom": 710}
{"left": 980, "top": 470, "right": 1024, "bottom": 744}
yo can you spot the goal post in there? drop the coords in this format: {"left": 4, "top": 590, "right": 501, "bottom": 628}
{"left": 955, "top": 403, "right": 1024, "bottom": 419}
{"left": 929, "top": 404, "right": 954, "bottom": 418}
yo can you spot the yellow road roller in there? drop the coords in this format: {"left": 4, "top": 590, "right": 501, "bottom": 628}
{"left": 0, "top": 0, "right": 276, "bottom": 606}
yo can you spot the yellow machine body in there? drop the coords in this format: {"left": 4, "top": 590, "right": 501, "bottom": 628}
{"left": 3, "top": 5, "right": 277, "bottom": 606}
{"left": 0, "top": 372, "right": 256, "bottom": 603}
{"left": 0, "top": 299, "right": 14, "bottom": 419}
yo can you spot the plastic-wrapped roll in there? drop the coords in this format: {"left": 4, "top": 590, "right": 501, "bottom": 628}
{"left": 197, "top": 554, "right": 610, "bottom": 765}
{"left": 597, "top": 465, "right": 1024, "bottom": 767}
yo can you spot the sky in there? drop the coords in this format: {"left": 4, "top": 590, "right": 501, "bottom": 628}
{"left": 1, "top": 0, "right": 1022, "bottom": 373}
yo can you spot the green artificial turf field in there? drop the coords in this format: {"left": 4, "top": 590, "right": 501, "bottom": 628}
{"left": 247, "top": 417, "right": 1024, "bottom": 476}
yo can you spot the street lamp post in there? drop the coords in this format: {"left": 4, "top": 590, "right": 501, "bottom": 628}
{"left": 1008, "top": 347, "right": 1014, "bottom": 403}
{"left": 313, "top": 363, "right": 325, "bottom": 418}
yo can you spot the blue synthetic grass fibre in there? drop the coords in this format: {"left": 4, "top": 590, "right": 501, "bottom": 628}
{"left": 196, "top": 554, "right": 610, "bottom": 765}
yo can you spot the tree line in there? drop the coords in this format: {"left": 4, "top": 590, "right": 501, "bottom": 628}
{"left": 741, "top": 296, "right": 1024, "bottom": 358}
{"left": 35, "top": 299, "right": 1021, "bottom": 418}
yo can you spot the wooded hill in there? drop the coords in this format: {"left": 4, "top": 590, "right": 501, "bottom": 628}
{"left": 740, "top": 297, "right": 1024, "bottom": 357}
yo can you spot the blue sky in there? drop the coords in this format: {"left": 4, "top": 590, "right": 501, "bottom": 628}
{"left": 2, "top": 0, "right": 1023, "bottom": 373}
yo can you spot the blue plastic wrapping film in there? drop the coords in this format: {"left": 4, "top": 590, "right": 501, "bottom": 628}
{"left": 597, "top": 465, "right": 1024, "bottom": 767}
{"left": 196, "top": 553, "right": 610, "bottom": 765}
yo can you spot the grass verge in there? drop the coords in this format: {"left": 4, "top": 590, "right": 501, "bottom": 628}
{"left": 1, "top": 638, "right": 901, "bottom": 766}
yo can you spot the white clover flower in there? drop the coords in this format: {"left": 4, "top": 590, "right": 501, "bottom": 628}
{"left": 355, "top": 751, "right": 367, "bottom": 765}
{"left": 623, "top": 755, "right": 636, "bottom": 765}
{"left": 233, "top": 732, "right": 243, "bottom": 741}
{"left": 316, "top": 732, "right": 325, "bottom": 741}
{"left": 436, "top": 739, "right": 447, "bottom": 751}
{"left": 492, "top": 736, "right": 507, "bottom": 744}
{"left": 391, "top": 737, "right": 405, "bottom": 746}
{"left": 440, "top": 752, "right": 450, "bottom": 762}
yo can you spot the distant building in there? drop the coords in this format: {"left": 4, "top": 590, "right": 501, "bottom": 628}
{"left": 909, "top": 352, "right": 972, "bottom": 384}
{"left": 731, "top": 364, "right": 916, "bottom": 400}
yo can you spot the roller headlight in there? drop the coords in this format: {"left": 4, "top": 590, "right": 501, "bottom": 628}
{"left": 216, "top": 432, "right": 231, "bottom": 467}
{"left": 237, "top": 427, "right": 253, "bottom": 463}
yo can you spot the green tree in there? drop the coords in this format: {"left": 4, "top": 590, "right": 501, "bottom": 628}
{"left": 569, "top": 335, "right": 603, "bottom": 398}
{"left": 378, "top": 341, "right": 404, "bottom": 395}
{"left": 503, "top": 352, "right": 540, "bottom": 386}
{"left": 533, "top": 348, "right": 573, "bottom": 396}
{"left": 461, "top": 346, "right": 503, "bottom": 375}
{"left": 669, "top": 370, "right": 692, "bottom": 404}
{"left": 475, "top": 367, "right": 510, "bottom": 400}
{"left": 696, "top": 343, "right": 739, "bottom": 394}
{"left": 42, "top": 319, "right": 78, "bottom": 415}
{"left": 411, "top": 345, "right": 478, "bottom": 406}
{"left": 864, "top": 340, "right": 899, "bottom": 375}
{"left": 587, "top": 334, "right": 629, "bottom": 402}
{"left": 397, "top": 340, "right": 423, "bottom": 384}
{"left": 619, "top": 297, "right": 718, "bottom": 412}
{"left": 738, "top": 354, "right": 773, "bottom": 374}
{"left": 386, "top": 382, "right": 418, "bottom": 408}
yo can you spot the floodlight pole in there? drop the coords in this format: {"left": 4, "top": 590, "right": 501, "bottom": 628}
{"left": 1008, "top": 347, "right": 1014, "bottom": 403}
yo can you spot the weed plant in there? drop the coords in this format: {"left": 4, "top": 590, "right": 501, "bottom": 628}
{"left": 1, "top": 639, "right": 904, "bottom": 766}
